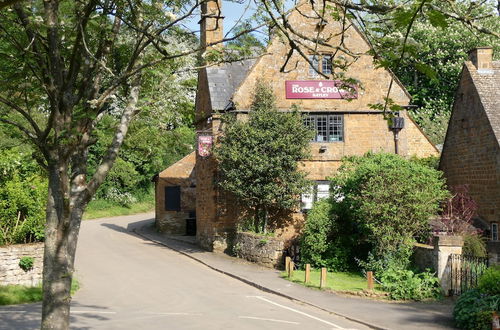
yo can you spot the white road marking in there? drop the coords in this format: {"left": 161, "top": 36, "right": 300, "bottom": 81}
{"left": 239, "top": 316, "right": 300, "bottom": 324}
{"left": 71, "top": 311, "right": 117, "bottom": 314}
{"left": 145, "top": 312, "right": 203, "bottom": 316}
{"left": 247, "top": 295, "right": 345, "bottom": 329}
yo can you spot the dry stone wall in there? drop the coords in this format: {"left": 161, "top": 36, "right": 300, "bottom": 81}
{"left": 234, "top": 232, "right": 285, "bottom": 268}
{"left": 0, "top": 243, "right": 44, "bottom": 286}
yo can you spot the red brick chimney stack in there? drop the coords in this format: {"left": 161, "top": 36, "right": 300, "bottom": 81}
{"left": 468, "top": 47, "right": 494, "bottom": 73}
{"left": 200, "top": 0, "right": 223, "bottom": 51}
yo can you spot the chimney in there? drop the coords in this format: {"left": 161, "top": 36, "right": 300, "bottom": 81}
{"left": 200, "top": 0, "right": 223, "bottom": 51}
{"left": 468, "top": 47, "right": 493, "bottom": 74}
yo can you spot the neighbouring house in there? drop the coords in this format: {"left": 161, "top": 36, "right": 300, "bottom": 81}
{"left": 439, "top": 47, "right": 500, "bottom": 264}
{"left": 154, "top": 151, "right": 196, "bottom": 235}
{"left": 156, "top": 0, "right": 439, "bottom": 253}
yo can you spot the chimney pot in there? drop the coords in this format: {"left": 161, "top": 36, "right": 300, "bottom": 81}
{"left": 468, "top": 47, "right": 493, "bottom": 74}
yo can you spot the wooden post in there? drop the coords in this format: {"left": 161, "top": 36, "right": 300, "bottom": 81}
{"left": 285, "top": 256, "right": 291, "bottom": 273}
{"left": 367, "top": 271, "right": 374, "bottom": 291}
{"left": 288, "top": 261, "right": 294, "bottom": 278}
{"left": 305, "top": 264, "right": 311, "bottom": 284}
{"left": 320, "top": 267, "right": 327, "bottom": 288}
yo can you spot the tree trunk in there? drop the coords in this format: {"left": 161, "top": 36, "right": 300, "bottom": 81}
{"left": 41, "top": 163, "right": 85, "bottom": 330}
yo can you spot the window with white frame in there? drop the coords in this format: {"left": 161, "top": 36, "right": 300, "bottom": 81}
{"left": 301, "top": 181, "right": 330, "bottom": 210}
{"left": 303, "top": 114, "right": 344, "bottom": 142}
{"left": 492, "top": 223, "right": 499, "bottom": 241}
{"left": 309, "top": 54, "right": 332, "bottom": 77}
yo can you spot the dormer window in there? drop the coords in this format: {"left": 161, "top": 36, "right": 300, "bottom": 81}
{"left": 309, "top": 54, "right": 332, "bottom": 77}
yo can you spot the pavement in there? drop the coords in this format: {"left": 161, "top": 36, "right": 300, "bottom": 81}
{"left": 133, "top": 213, "right": 457, "bottom": 330}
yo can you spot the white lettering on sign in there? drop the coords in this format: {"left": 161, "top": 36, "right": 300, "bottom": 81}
{"left": 285, "top": 80, "right": 357, "bottom": 99}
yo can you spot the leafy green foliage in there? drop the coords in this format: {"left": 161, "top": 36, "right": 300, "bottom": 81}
{"left": 330, "top": 152, "right": 448, "bottom": 271}
{"left": 372, "top": 1, "right": 500, "bottom": 145}
{"left": 380, "top": 268, "right": 441, "bottom": 301}
{"left": 300, "top": 200, "right": 351, "bottom": 271}
{"left": 0, "top": 148, "right": 46, "bottom": 246}
{"left": 454, "top": 289, "right": 500, "bottom": 330}
{"left": 214, "top": 80, "right": 313, "bottom": 232}
{"left": 18, "top": 257, "right": 34, "bottom": 272}
{"left": 478, "top": 266, "right": 500, "bottom": 296}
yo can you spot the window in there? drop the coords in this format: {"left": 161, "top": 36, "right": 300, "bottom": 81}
{"left": 322, "top": 55, "right": 332, "bottom": 74}
{"left": 308, "top": 55, "right": 320, "bottom": 77}
{"left": 165, "top": 186, "right": 181, "bottom": 211}
{"left": 309, "top": 54, "right": 332, "bottom": 77}
{"left": 492, "top": 223, "right": 499, "bottom": 241}
{"left": 303, "top": 114, "right": 344, "bottom": 142}
{"left": 301, "top": 181, "right": 330, "bottom": 210}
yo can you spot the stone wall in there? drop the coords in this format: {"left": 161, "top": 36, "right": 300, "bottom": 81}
{"left": 0, "top": 243, "right": 44, "bottom": 286}
{"left": 487, "top": 241, "right": 500, "bottom": 265}
{"left": 234, "top": 232, "right": 285, "bottom": 268}
{"left": 413, "top": 243, "right": 436, "bottom": 272}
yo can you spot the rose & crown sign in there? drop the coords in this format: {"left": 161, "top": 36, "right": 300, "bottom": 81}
{"left": 285, "top": 80, "right": 357, "bottom": 99}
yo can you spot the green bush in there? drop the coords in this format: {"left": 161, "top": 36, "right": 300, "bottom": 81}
{"left": 330, "top": 152, "right": 449, "bottom": 270}
{"left": 18, "top": 257, "right": 34, "bottom": 272}
{"left": 300, "top": 200, "right": 352, "bottom": 271}
{"left": 0, "top": 147, "right": 47, "bottom": 245}
{"left": 478, "top": 266, "right": 500, "bottom": 296}
{"left": 454, "top": 289, "right": 500, "bottom": 330}
{"left": 380, "top": 268, "right": 441, "bottom": 301}
{"left": 463, "top": 234, "right": 487, "bottom": 258}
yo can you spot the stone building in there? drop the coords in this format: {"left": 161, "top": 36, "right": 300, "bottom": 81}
{"left": 157, "top": 1, "right": 438, "bottom": 251}
{"left": 154, "top": 152, "right": 196, "bottom": 235}
{"left": 440, "top": 47, "right": 500, "bottom": 263}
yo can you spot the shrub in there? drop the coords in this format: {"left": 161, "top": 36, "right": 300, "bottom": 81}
{"left": 18, "top": 257, "right": 34, "bottom": 272}
{"left": 299, "top": 200, "right": 352, "bottom": 270}
{"left": 0, "top": 174, "right": 47, "bottom": 245}
{"left": 330, "top": 152, "right": 449, "bottom": 270}
{"left": 478, "top": 266, "right": 500, "bottom": 296}
{"left": 380, "top": 268, "right": 441, "bottom": 301}
{"left": 454, "top": 289, "right": 500, "bottom": 330}
{"left": 463, "top": 234, "right": 487, "bottom": 258}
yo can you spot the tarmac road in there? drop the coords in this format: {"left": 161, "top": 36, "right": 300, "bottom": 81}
{"left": 0, "top": 213, "right": 370, "bottom": 330}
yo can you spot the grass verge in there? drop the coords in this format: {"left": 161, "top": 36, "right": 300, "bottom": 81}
{"left": 84, "top": 194, "right": 154, "bottom": 220}
{"left": 281, "top": 269, "right": 384, "bottom": 292}
{"left": 0, "top": 278, "right": 80, "bottom": 306}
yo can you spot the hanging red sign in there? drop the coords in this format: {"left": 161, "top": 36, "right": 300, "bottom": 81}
{"left": 285, "top": 80, "right": 357, "bottom": 99}
{"left": 198, "top": 135, "right": 213, "bottom": 157}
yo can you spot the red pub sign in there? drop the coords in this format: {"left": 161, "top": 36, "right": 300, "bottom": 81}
{"left": 285, "top": 80, "right": 357, "bottom": 99}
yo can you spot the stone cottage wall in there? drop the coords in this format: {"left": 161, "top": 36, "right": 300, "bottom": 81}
{"left": 440, "top": 62, "right": 500, "bottom": 258}
{"left": 194, "top": 1, "right": 439, "bottom": 253}
{"left": 0, "top": 243, "right": 44, "bottom": 286}
{"left": 234, "top": 232, "right": 285, "bottom": 268}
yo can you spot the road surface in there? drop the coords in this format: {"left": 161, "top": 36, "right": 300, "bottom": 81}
{"left": 0, "top": 213, "right": 370, "bottom": 330}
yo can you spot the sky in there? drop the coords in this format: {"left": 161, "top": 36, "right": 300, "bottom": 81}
{"left": 181, "top": 0, "right": 259, "bottom": 38}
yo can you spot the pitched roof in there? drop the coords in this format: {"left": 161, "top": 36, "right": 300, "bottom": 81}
{"left": 158, "top": 151, "right": 196, "bottom": 179}
{"left": 466, "top": 61, "right": 500, "bottom": 145}
{"left": 206, "top": 59, "right": 257, "bottom": 110}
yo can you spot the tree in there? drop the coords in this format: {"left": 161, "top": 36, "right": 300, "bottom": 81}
{"left": 369, "top": 1, "right": 500, "bottom": 144}
{"left": 0, "top": 1, "right": 253, "bottom": 328}
{"left": 214, "top": 81, "right": 313, "bottom": 233}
